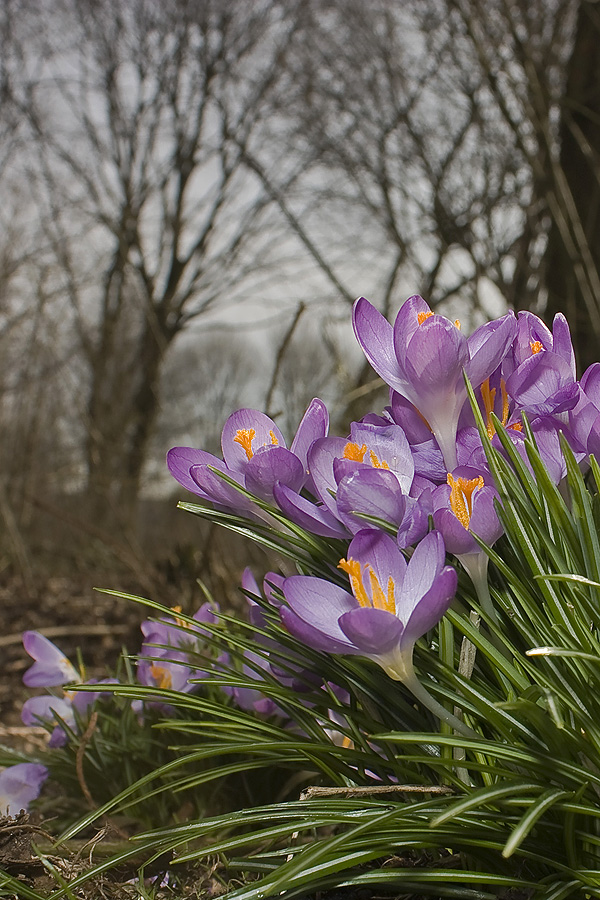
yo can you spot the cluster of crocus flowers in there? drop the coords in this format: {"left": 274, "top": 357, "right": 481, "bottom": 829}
{"left": 167, "top": 293, "right": 593, "bottom": 730}
{"left": 20, "top": 604, "right": 221, "bottom": 749}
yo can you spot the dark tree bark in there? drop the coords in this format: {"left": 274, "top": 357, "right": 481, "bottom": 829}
{"left": 545, "top": 0, "right": 600, "bottom": 373}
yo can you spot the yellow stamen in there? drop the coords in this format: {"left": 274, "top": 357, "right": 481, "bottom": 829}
{"left": 338, "top": 558, "right": 395, "bottom": 614}
{"left": 455, "top": 319, "right": 461, "bottom": 330}
{"left": 369, "top": 450, "right": 390, "bottom": 469}
{"left": 343, "top": 442, "right": 367, "bottom": 462}
{"left": 234, "top": 428, "right": 256, "bottom": 460}
{"left": 368, "top": 568, "right": 396, "bottom": 613}
{"left": 447, "top": 473, "right": 484, "bottom": 529}
{"left": 338, "top": 557, "right": 371, "bottom": 607}
{"left": 170, "top": 605, "right": 190, "bottom": 629}
{"left": 530, "top": 340, "right": 544, "bottom": 355}
{"left": 501, "top": 379, "right": 509, "bottom": 426}
{"left": 480, "top": 378, "right": 497, "bottom": 440}
{"left": 418, "top": 310, "right": 433, "bottom": 325}
{"left": 508, "top": 421, "right": 523, "bottom": 432}
{"left": 150, "top": 664, "right": 172, "bottom": 690}
{"left": 480, "top": 377, "right": 510, "bottom": 439}
{"left": 268, "top": 430, "right": 279, "bottom": 446}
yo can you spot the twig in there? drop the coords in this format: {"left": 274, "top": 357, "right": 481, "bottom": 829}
{"left": 299, "top": 784, "right": 454, "bottom": 801}
{"left": 287, "top": 784, "right": 455, "bottom": 860}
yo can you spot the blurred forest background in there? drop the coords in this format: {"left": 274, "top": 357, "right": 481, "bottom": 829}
{"left": 1, "top": 0, "right": 600, "bottom": 614}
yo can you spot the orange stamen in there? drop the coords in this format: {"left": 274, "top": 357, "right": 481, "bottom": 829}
{"left": 447, "top": 473, "right": 484, "bottom": 529}
{"left": 530, "top": 340, "right": 544, "bottom": 355}
{"left": 268, "top": 430, "right": 279, "bottom": 446}
{"left": 501, "top": 379, "right": 509, "bottom": 426}
{"left": 418, "top": 310, "right": 433, "bottom": 325}
{"left": 150, "top": 664, "right": 173, "bottom": 690}
{"left": 480, "top": 378, "right": 497, "bottom": 440}
{"left": 481, "top": 377, "right": 510, "bottom": 439}
{"left": 234, "top": 428, "right": 255, "bottom": 460}
{"left": 508, "top": 421, "right": 523, "bottom": 432}
{"left": 344, "top": 441, "right": 367, "bottom": 462}
{"left": 338, "top": 558, "right": 396, "bottom": 613}
{"left": 454, "top": 319, "right": 461, "bottom": 330}
{"left": 369, "top": 450, "right": 390, "bottom": 469}
{"left": 368, "top": 568, "right": 396, "bottom": 613}
{"left": 338, "top": 557, "right": 370, "bottom": 607}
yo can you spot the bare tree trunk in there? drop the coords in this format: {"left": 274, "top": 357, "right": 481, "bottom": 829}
{"left": 545, "top": 0, "right": 600, "bottom": 373}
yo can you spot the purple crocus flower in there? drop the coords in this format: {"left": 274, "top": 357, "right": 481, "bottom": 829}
{"left": 511, "top": 310, "right": 575, "bottom": 373}
{"left": 278, "top": 421, "right": 418, "bottom": 537}
{"left": 432, "top": 467, "right": 502, "bottom": 557}
{"left": 140, "top": 603, "right": 219, "bottom": 656}
{"left": 167, "top": 399, "right": 328, "bottom": 510}
{"left": 22, "top": 631, "right": 79, "bottom": 687}
{"left": 22, "top": 681, "right": 117, "bottom": 747}
{"left": 0, "top": 763, "right": 48, "bottom": 816}
{"left": 432, "top": 467, "right": 503, "bottom": 620}
{"left": 353, "top": 296, "right": 516, "bottom": 470}
{"left": 22, "top": 695, "right": 76, "bottom": 747}
{"left": 281, "top": 530, "right": 456, "bottom": 683}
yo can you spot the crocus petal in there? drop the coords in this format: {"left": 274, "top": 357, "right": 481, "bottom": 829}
{"left": 166, "top": 447, "right": 221, "bottom": 497}
{"left": 552, "top": 313, "right": 576, "bottom": 375}
{"left": 402, "top": 317, "right": 468, "bottom": 396}
{"left": 221, "top": 409, "right": 285, "bottom": 472}
{"left": 241, "top": 568, "right": 261, "bottom": 597}
{"left": 273, "top": 482, "right": 348, "bottom": 538}
{"left": 22, "top": 695, "right": 75, "bottom": 730}
{"left": 290, "top": 398, "right": 329, "bottom": 469}
{"left": 308, "top": 436, "right": 351, "bottom": 512}
{"left": 397, "top": 495, "right": 432, "bottom": 549}
{"left": 433, "top": 501, "right": 479, "bottom": 555}
{"left": 283, "top": 576, "right": 357, "bottom": 640}
{"left": 396, "top": 531, "right": 445, "bottom": 617}
{"left": 0, "top": 763, "right": 48, "bottom": 816}
{"left": 348, "top": 421, "right": 415, "bottom": 492}
{"left": 390, "top": 295, "right": 434, "bottom": 372}
{"left": 22, "top": 632, "right": 79, "bottom": 687}
{"left": 506, "top": 353, "right": 579, "bottom": 416}
{"left": 468, "top": 489, "right": 503, "bottom": 546}
{"left": 245, "top": 446, "right": 305, "bottom": 500}
{"left": 581, "top": 362, "right": 600, "bottom": 401}
{"left": 513, "top": 311, "right": 553, "bottom": 364}
{"left": 390, "top": 392, "right": 433, "bottom": 443}
{"left": 349, "top": 530, "right": 407, "bottom": 590}
{"left": 190, "top": 463, "right": 254, "bottom": 512}
{"left": 336, "top": 468, "right": 407, "bottom": 533}
{"left": 400, "top": 566, "right": 457, "bottom": 649}
{"left": 339, "top": 607, "right": 404, "bottom": 654}
{"left": 352, "top": 297, "right": 411, "bottom": 393}
{"left": 465, "top": 311, "right": 516, "bottom": 388}
{"left": 280, "top": 606, "right": 359, "bottom": 655}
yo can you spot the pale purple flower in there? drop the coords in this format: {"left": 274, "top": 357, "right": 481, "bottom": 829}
{"left": 22, "top": 682, "right": 116, "bottom": 747}
{"left": 281, "top": 530, "right": 456, "bottom": 683}
{"left": 0, "top": 763, "right": 48, "bottom": 816}
{"left": 140, "top": 603, "right": 219, "bottom": 655}
{"left": 432, "top": 466, "right": 502, "bottom": 556}
{"left": 167, "top": 399, "right": 328, "bottom": 510}
{"left": 511, "top": 310, "right": 575, "bottom": 374}
{"left": 278, "top": 421, "right": 418, "bottom": 537}
{"left": 22, "top": 631, "right": 79, "bottom": 687}
{"left": 353, "top": 296, "right": 516, "bottom": 470}
{"left": 22, "top": 695, "right": 76, "bottom": 747}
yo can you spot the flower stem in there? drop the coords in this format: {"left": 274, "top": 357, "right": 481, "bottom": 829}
{"left": 458, "top": 552, "right": 498, "bottom": 625}
{"left": 400, "top": 666, "right": 479, "bottom": 740}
